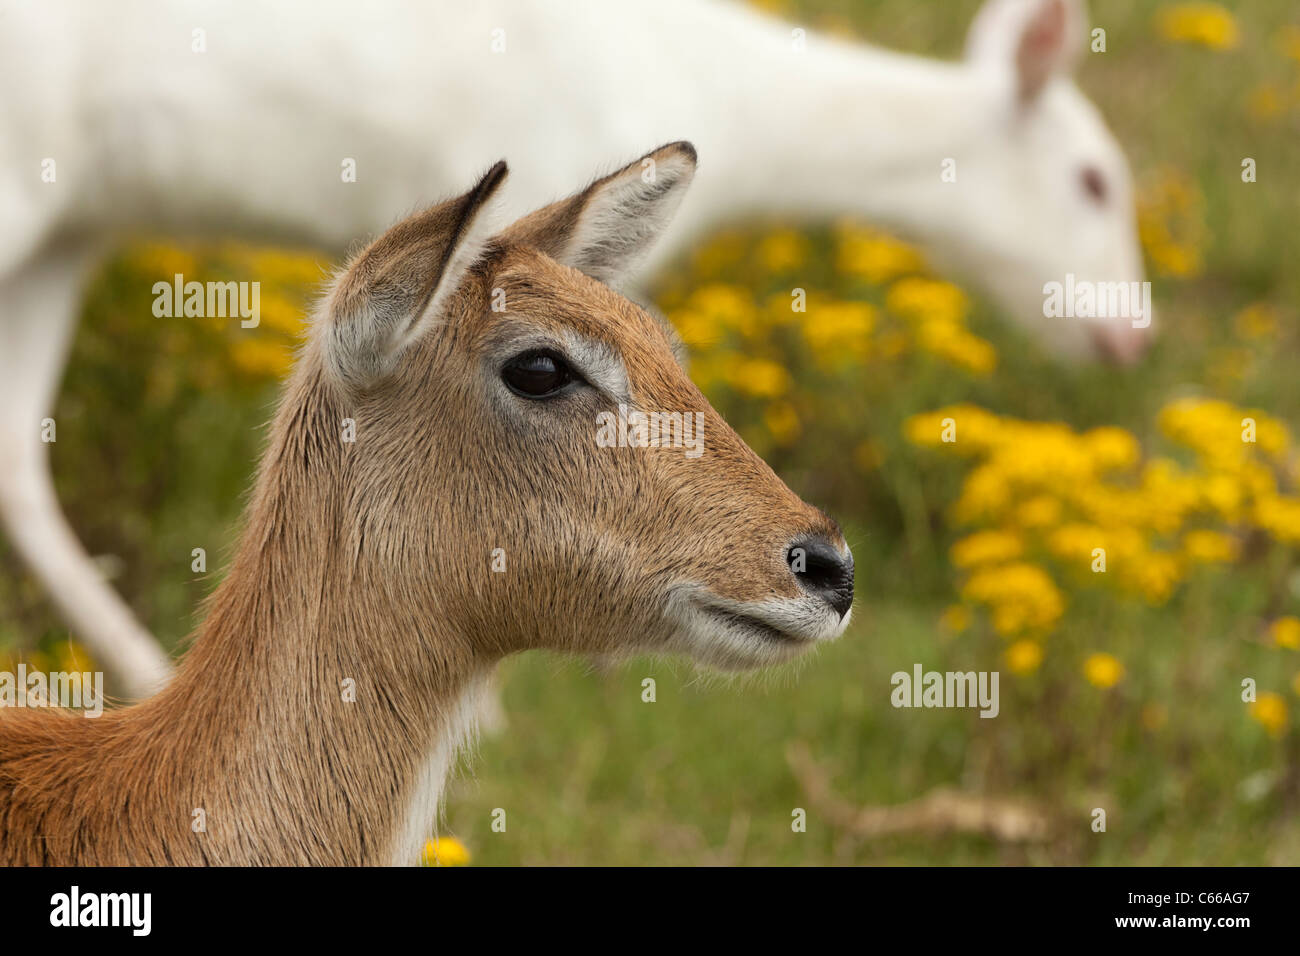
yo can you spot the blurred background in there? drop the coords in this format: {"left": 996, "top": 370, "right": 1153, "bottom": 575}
{"left": 3, "top": 0, "right": 1300, "bottom": 864}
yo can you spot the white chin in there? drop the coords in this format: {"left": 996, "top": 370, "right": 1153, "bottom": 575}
{"left": 663, "top": 584, "right": 850, "bottom": 671}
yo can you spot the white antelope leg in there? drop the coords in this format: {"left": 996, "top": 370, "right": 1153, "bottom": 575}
{"left": 0, "top": 244, "right": 174, "bottom": 700}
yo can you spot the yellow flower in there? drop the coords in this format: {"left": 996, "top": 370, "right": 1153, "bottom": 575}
{"left": 885, "top": 278, "right": 968, "bottom": 327}
{"left": 422, "top": 836, "right": 471, "bottom": 866}
{"left": 724, "top": 356, "right": 790, "bottom": 398}
{"left": 951, "top": 463, "right": 1019, "bottom": 522}
{"left": 1181, "top": 529, "right": 1238, "bottom": 564}
{"left": 672, "top": 308, "right": 722, "bottom": 349}
{"left": 755, "top": 229, "right": 809, "bottom": 273}
{"left": 915, "top": 323, "right": 997, "bottom": 375}
{"left": 1200, "top": 472, "right": 1243, "bottom": 522}
{"left": 1238, "top": 461, "right": 1278, "bottom": 501}
{"left": 54, "top": 640, "right": 97, "bottom": 674}
{"left": 903, "top": 404, "right": 1004, "bottom": 452}
{"left": 961, "top": 562, "right": 1065, "bottom": 636}
{"left": 1148, "top": 242, "right": 1202, "bottom": 278}
{"left": 834, "top": 223, "right": 925, "bottom": 283}
{"left": 950, "top": 530, "right": 1024, "bottom": 569}
{"left": 230, "top": 337, "right": 293, "bottom": 379}
{"left": 1253, "top": 415, "right": 1290, "bottom": 457}
{"left": 763, "top": 290, "right": 806, "bottom": 327}
{"left": 763, "top": 401, "right": 801, "bottom": 445}
{"left": 11, "top": 650, "right": 52, "bottom": 682}
{"left": 257, "top": 292, "right": 308, "bottom": 336}
{"left": 1129, "top": 551, "right": 1184, "bottom": 604}
{"left": 801, "top": 300, "right": 876, "bottom": 364}
{"left": 1134, "top": 458, "right": 1201, "bottom": 533}
{"left": 1154, "top": 3, "right": 1239, "bottom": 50}
{"left": 939, "top": 604, "right": 970, "bottom": 634}
{"left": 1015, "top": 496, "right": 1062, "bottom": 530}
{"left": 222, "top": 244, "right": 328, "bottom": 287}
{"left": 1159, "top": 397, "right": 1288, "bottom": 466}
{"left": 688, "top": 284, "right": 758, "bottom": 338}
{"left": 1250, "top": 692, "right": 1288, "bottom": 738}
{"left": 1137, "top": 169, "right": 1207, "bottom": 278}
{"left": 952, "top": 465, "right": 1013, "bottom": 524}
{"left": 1046, "top": 523, "right": 1108, "bottom": 565}
{"left": 1255, "top": 495, "right": 1300, "bottom": 545}
{"left": 1271, "top": 617, "right": 1300, "bottom": 650}
{"left": 954, "top": 335, "right": 997, "bottom": 375}
{"left": 684, "top": 351, "right": 735, "bottom": 392}
{"left": 1083, "top": 653, "right": 1124, "bottom": 689}
{"left": 125, "top": 241, "right": 200, "bottom": 281}
{"left": 1082, "top": 427, "right": 1140, "bottom": 472}
{"left": 1005, "top": 639, "right": 1044, "bottom": 675}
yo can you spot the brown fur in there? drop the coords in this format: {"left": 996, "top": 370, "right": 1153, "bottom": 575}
{"left": 0, "top": 144, "right": 842, "bottom": 865}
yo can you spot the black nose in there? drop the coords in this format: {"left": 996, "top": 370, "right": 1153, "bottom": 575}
{"left": 787, "top": 538, "right": 854, "bottom": 619}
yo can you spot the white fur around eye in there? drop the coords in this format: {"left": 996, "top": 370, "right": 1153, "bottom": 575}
{"left": 560, "top": 332, "right": 630, "bottom": 406}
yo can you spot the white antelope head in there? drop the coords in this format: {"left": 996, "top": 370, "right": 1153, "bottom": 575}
{"left": 920, "top": 0, "right": 1150, "bottom": 362}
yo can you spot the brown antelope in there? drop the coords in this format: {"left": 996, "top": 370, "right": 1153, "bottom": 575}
{"left": 0, "top": 144, "right": 854, "bottom": 866}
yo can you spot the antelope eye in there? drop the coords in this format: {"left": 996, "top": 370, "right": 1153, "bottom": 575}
{"left": 501, "top": 349, "right": 580, "bottom": 399}
{"left": 1080, "top": 165, "right": 1108, "bottom": 204}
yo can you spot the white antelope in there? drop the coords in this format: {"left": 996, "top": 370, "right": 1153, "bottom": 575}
{"left": 0, "top": 0, "right": 1144, "bottom": 698}
{"left": 0, "top": 145, "right": 856, "bottom": 866}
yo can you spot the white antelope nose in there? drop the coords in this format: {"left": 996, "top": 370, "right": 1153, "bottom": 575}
{"left": 1090, "top": 318, "right": 1153, "bottom": 365}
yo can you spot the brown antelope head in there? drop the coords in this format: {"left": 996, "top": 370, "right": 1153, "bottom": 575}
{"left": 0, "top": 144, "right": 854, "bottom": 867}
{"left": 318, "top": 141, "right": 854, "bottom": 672}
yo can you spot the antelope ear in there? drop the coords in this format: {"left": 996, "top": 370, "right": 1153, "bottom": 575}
{"left": 966, "top": 0, "right": 1086, "bottom": 103}
{"left": 502, "top": 141, "right": 696, "bottom": 288}
{"left": 325, "top": 161, "right": 507, "bottom": 388}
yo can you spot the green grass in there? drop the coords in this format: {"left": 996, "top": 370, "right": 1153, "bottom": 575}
{"left": 447, "top": 585, "right": 1299, "bottom": 865}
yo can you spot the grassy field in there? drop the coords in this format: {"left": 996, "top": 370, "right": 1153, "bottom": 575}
{"left": 3, "top": 0, "right": 1299, "bottom": 864}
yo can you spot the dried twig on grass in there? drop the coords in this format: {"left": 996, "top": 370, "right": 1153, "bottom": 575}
{"left": 786, "top": 741, "right": 1050, "bottom": 842}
